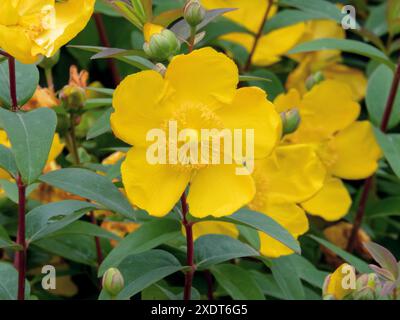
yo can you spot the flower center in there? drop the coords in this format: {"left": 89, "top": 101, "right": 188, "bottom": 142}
{"left": 19, "top": 5, "right": 56, "bottom": 40}
{"left": 248, "top": 170, "right": 269, "bottom": 212}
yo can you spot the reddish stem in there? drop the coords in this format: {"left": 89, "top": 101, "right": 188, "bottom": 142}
{"left": 347, "top": 57, "right": 400, "bottom": 252}
{"left": 93, "top": 13, "right": 121, "bottom": 87}
{"left": 204, "top": 270, "right": 214, "bottom": 300}
{"left": 8, "top": 57, "right": 18, "bottom": 112}
{"left": 244, "top": 0, "right": 274, "bottom": 72}
{"left": 15, "top": 174, "right": 26, "bottom": 300}
{"left": 90, "top": 211, "right": 104, "bottom": 266}
{"left": 181, "top": 193, "right": 195, "bottom": 301}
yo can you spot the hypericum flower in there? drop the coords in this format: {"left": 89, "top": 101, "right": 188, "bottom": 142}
{"left": 192, "top": 144, "right": 326, "bottom": 258}
{"left": 0, "top": 0, "right": 95, "bottom": 64}
{"left": 275, "top": 80, "right": 382, "bottom": 221}
{"left": 22, "top": 86, "right": 59, "bottom": 110}
{"left": 323, "top": 263, "right": 356, "bottom": 300}
{"left": 111, "top": 47, "right": 281, "bottom": 217}
{"left": 287, "top": 20, "right": 367, "bottom": 101}
{"left": 202, "top": 0, "right": 305, "bottom": 66}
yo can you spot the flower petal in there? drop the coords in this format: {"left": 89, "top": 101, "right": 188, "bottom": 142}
{"left": 110, "top": 70, "right": 170, "bottom": 147}
{"left": 187, "top": 164, "right": 255, "bottom": 218}
{"left": 274, "top": 88, "right": 302, "bottom": 113}
{"left": 301, "top": 177, "right": 352, "bottom": 221}
{"left": 0, "top": 26, "right": 37, "bottom": 64}
{"left": 165, "top": 47, "right": 238, "bottom": 108}
{"left": 192, "top": 221, "right": 239, "bottom": 240}
{"left": 121, "top": 147, "right": 191, "bottom": 217}
{"left": 329, "top": 121, "right": 382, "bottom": 180}
{"left": 259, "top": 200, "right": 308, "bottom": 258}
{"left": 216, "top": 87, "right": 282, "bottom": 159}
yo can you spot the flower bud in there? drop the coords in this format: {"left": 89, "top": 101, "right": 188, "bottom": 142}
{"left": 143, "top": 29, "right": 181, "bottom": 61}
{"left": 281, "top": 108, "right": 301, "bottom": 136}
{"left": 60, "top": 85, "right": 86, "bottom": 112}
{"left": 305, "top": 71, "right": 325, "bottom": 91}
{"left": 353, "top": 273, "right": 379, "bottom": 300}
{"left": 39, "top": 50, "right": 60, "bottom": 69}
{"left": 102, "top": 268, "right": 124, "bottom": 298}
{"left": 184, "top": 0, "right": 206, "bottom": 27}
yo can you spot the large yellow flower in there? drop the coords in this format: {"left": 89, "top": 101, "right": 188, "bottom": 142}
{"left": 193, "top": 144, "right": 326, "bottom": 258}
{"left": 0, "top": 0, "right": 95, "bottom": 64}
{"left": 111, "top": 47, "right": 282, "bottom": 218}
{"left": 275, "top": 80, "right": 382, "bottom": 221}
{"left": 287, "top": 20, "right": 367, "bottom": 101}
{"left": 202, "top": 0, "right": 305, "bottom": 66}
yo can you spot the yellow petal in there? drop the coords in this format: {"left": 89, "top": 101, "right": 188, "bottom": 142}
{"left": 0, "top": 25, "right": 37, "bottom": 64}
{"left": 121, "top": 147, "right": 191, "bottom": 217}
{"left": 216, "top": 87, "right": 282, "bottom": 159}
{"left": 202, "top": 0, "right": 277, "bottom": 34}
{"left": 297, "top": 80, "right": 361, "bottom": 141}
{"left": 326, "top": 263, "right": 355, "bottom": 300}
{"left": 192, "top": 221, "right": 239, "bottom": 240}
{"left": 323, "top": 64, "right": 367, "bottom": 102}
{"left": 252, "top": 144, "right": 326, "bottom": 206}
{"left": 259, "top": 200, "right": 308, "bottom": 258}
{"left": 274, "top": 88, "right": 302, "bottom": 113}
{"left": 111, "top": 70, "right": 170, "bottom": 147}
{"left": 187, "top": 164, "right": 255, "bottom": 218}
{"left": 301, "top": 177, "right": 352, "bottom": 221}
{"left": 143, "top": 22, "right": 164, "bottom": 42}
{"left": 36, "top": 0, "right": 95, "bottom": 57}
{"left": 165, "top": 47, "right": 238, "bottom": 108}
{"left": 47, "top": 133, "right": 64, "bottom": 163}
{"left": 329, "top": 121, "right": 382, "bottom": 180}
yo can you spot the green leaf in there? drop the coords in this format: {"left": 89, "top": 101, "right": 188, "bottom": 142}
{"left": 206, "top": 208, "right": 300, "bottom": 254}
{"left": 0, "top": 225, "right": 20, "bottom": 250}
{"left": 279, "top": 0, "right": 344, "bottom": 23}
{"left": 239, "top": 75, "right": 271, "bottom": 83}
{"left": 33, "top": 234, "right": 99, "bottom": 266}
{"left": 86, "top": 108, "right": 112, "bottom": 140}
{"left": 309, "top": 235, "right": 371, "bottom": 273}
{"left": 0, "top": 60, "right": 39, "bottom": 107}
{"left": 194, "top": 234, "right": 259, "bottom": 270}
{"left": 0, "top": 179, "right": 39, "bottom": 203}
{"left": 0, "top": 145, "right": 17, "bottom": 178}
{"left": 39, "top": 168, "right": 136, "bottom": 219}
{"left": 115, "top": 250, "right": 183, "bottom": 300}
{"left": 26, "top": 200, "right": 99, "bottom": 243}
{"left": 0, "top": 262, "right": 30, "bottom": 300}
{"left": 68, "top": 46, "right": 155, "bottom": 70}
{"left": 289, "top": 39, "right": 395, "bottom": 70}
{"left": 86, "top": 87, "right": 114, "bottom": 96}
{"left": 288, "top": 254, "right": 328, "bottom": 288}
{"left": 99, "top": 219, "right": 181, "bottom": 276}
{"left": 0, "top": 108, "right": 57, "bottom": 185}
{"left": 367, "top": 65, "right": 400, "bottom": 129}
{"left": 211, "top": 264, "right": 265, "bottom": 300}
{"left": 84, "top": 98, "right": 112, "bottom": 110}
{"left": 374, "top": 129, "right": 400, "bottom": 178}
{"left": 246, "top": 69, "right": 285, "bottom": 101}
{"left": 269, "top": 256, "right": 306, "bottom": 299}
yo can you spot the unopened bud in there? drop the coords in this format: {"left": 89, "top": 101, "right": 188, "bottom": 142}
{"left": 305, "top": 71, "right": 325, "bottom": 91}
{"left": 102, "top": 268, "right": 124, "bottom": 298}
{"left": 60, "top": 85, "right": 86, "bottom": 111}
{"left": 184, "top": 0, "right": 206, "bottom": 27}
{"left": 353, "top": 273, "right": 379, "bottom": 300}
{"left": 39, "top": 50, "right": 60, "bottom": 69}
{"left": 153, "top": 63, "right": 167, "bottom": 76}
{"left": 143, "top": 29, "right": 181, "bottom": 61}
{"left": 281, "top": 108, "right": 301, "bottom": 136}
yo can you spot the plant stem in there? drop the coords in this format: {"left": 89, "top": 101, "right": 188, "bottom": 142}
{"left": 44, "top": 68, "right": 54, "bottom": 91}
{"left": 188, "top": 26, "right": 197, "bottom": 53}
{"left": 204, "top": 270, "right": 214, "bottom": 300}
{"left": 347, "top": 56, "right": 400, "bottom": 252}
{"left": 15, "top": 174, "right": 26, "bottom": 300}
{"left": 244, "top": 0, "right": 274, "bottom": 72}
{"left": 181, "top": 193, "right": 195, "bottom": 300}
{"left": 7, "top": 55, "right": 26, "bottom": 300}
{"left": 93, "top": 13, "right": 121, "bottom": 87}
{"left": 90, "top": 211, "right": 104, "bottom": 266}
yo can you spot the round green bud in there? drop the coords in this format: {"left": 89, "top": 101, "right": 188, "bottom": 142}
{"left": 305, "top": 71, "right": 325, "bottom": 91}
{"left": 184, "top": 0, "right": 206, "bottom": 27}
{"left": 143, "top": 29, "right": 181, "bottom": 61}
{"left": 102, "top": 268, "right": 124, "bottom": 298}
{"left": 39, "top": 51, "right": 60, "bottom": 69}
{"left": 281, "top": 108, "right": 301, "bottom": 136}
{"left": 60, "top": 85, "right": 86, "bottom": 112}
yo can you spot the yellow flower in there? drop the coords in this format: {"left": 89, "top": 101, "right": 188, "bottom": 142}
{"left": 22, "top": 86, "right": 59, "bottom": 110}
{"left": 324, "top": 263, "right": 355, "bottom": 300}
{"left": 193, "top": 144, "right": 326, "bottom": 258}
{"left": 275, "top": 80, "right": 382, "bottom": 221}
{"left": 0, "top": 0, "right": 95, "bottom": 64}
{"left": 202, "top": 0, "right": 305, "bottom": 66}
{"left": 287, "top": 20, "right": 367, "bottom": 101}
{"left": 111, "top": 47, "right": 281, "bottom": 218}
